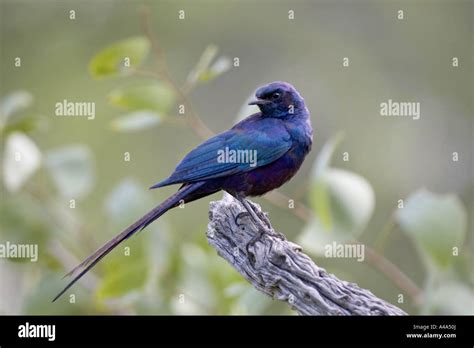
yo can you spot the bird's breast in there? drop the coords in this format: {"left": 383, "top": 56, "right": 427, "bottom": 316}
{"left": 222, "top": 115, "right": 313, "bottom": 196}
{"left": 223, "top": 140, "right": 311, "bottom": 196}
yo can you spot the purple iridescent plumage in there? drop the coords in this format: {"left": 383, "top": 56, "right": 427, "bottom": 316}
{"left": 53, "top": 81, "right": 313, "bottom": 301}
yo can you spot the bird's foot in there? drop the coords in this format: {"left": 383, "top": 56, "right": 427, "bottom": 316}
{"left": 233, "top": 195, "right": 272, "bottom": 231}
{"left": 234, "top": 205, "right": 285, "bottom": 242}
{"left": 232, "top": 195, "right": 285, "bottom": 255}
{"left": 248, "top": 201, "right": 272, "bottom": 230}
{"left": 246, "top": 230, "right": 264, "bottom": 256}
{"left": 245, "top": 201, "right": 286, "bottom": 241}
{"left": 235, "top": 211, "right": 251, "bottom": 228}
{"left": 270, "top": 230, "right": 286, "bottom": 241}
{"left": 245, "top": 230, "right": 286, "bottom": 257}
{"left": 235, "top": 211, "right": 270, "bottom": 235}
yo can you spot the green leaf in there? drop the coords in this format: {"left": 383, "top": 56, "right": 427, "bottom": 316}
{"left": 303, "top": 170, "right": 375, "bottom": 248}
{"left": 111, "top": 111, "right": 162, "bottom": 132}
{"left": 108, "top": 83, "right": 175, "bottom": 114}
{"left": 89, "top": 37, "right": 150, "bottom": 78}
{"left": 45, "top": 145, "right": 94, "bottom": 198}
{"left": 198, "top": 56, "right": 231, "bottom": 82}
{"left": 2, "top": 132, "right": 42, "bottom": 192}
{"left": 185, "top": 45, "right": 218, "bottom": 86}
{"left": 185, "top": 45, "right": 231, "bottom": 86}
{"left": 396, "top": 189, "right": 467, "bottom": 269}
{"left": 309, "top": 169, "right": 375, "bottom": 239}
{"left": 312, "top": 169, "right": 375, "bottom": 237}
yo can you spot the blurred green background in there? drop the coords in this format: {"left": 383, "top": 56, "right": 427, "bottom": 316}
{"left": 0, "top": 0, "right": 472, "bottom": 315}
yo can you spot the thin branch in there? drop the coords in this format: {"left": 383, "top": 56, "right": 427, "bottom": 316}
{"left": 264, "top": 190, "right": 313, "bottom": 221}
{"left": 139, "top": 7, "right": 214, "bottom": 139}
{"left": 363, "top": 244, "right": 422, "bottom": 306}
{"left": 373, "top": 214, "right": 396, "bottom": 252}
{"left": 139, "top": 6, "right": 167, "bottom": 71}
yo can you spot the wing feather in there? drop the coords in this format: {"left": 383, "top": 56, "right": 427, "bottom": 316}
{"left": 151, "top": 126, "right": 291, "bottom": 188}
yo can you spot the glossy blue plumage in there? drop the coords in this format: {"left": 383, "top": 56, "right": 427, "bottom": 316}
{"left": 151, "top": 114, "right": 294, "bottom": 189}
{"left": 53, "top": 81, "right": 313, "bottom": 301}
{"left": 153, "top": 81, "right": 312, "bottom": 199}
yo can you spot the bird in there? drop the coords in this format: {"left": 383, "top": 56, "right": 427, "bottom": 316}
{"left": 53, "top": 81, "right": 313, "bottom": 302}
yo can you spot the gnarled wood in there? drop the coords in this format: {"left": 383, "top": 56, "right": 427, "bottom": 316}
{"left": 207, "top": 193, "right": 406, "bottom": 315}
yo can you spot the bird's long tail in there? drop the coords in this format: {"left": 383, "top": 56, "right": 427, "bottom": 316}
{"left": 52, "top": 181, "right": 206, "bottom": 302}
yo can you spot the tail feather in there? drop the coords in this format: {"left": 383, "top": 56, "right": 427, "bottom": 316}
{"left": 52, "top": 182, "right": 205, "bottom": 302}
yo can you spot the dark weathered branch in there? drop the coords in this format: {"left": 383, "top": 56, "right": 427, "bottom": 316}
{"left": 206, "top": 193, "right": 407, "bottom": 315}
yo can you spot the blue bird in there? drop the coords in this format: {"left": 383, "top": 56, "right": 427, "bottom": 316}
{"left": 53, "top": 81, "right": 313, "bottom": 301}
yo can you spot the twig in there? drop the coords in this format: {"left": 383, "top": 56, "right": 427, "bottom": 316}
{"left": 363, "top": 244, "right": 422, "bottom": 306}
{"left": 139, "top": 7, "right": 214, "bottom": 139}
{"left": 264, "top": 190, "right": 313, "bottom": 221}
{"left": 207, "top": 193, "right": 407, "bottom": 315}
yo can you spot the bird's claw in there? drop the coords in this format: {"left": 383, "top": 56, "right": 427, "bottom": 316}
{"left": 253, "top": 209, "right": 271, "bottom": 229}
{"left": 245, "top": 230, "right": 286, "bottom": 258}
{"left": 271, "top": 231, "right": 286, "bottom": 241}
{"left": 235, "top": 211, "right": 251, "bottom": 227}
{"left": 245, "top": 231, "right": 263, "bottom": 257}
{"left": 247, "top": 201, "right": 272, "bottom": 230}
{"left": 248, "top": 204, "right": 285, "bottom": 240}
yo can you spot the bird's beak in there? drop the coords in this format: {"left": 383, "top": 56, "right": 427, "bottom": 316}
{"left": 248, "top": 98, "right": 270, "bottom": 106}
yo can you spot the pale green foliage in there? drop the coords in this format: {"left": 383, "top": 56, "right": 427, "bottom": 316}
{"left": 89, "top": 37, "right": 150, "bottom": 78}
{"left": 108, "top": 83, "right": 175, "bottom": 114}
{"left": 186, "top": 45, "right": 231, "bottom": 86}
{"left": 396, "top": 189, "right": 467, "bottom": 269}
{"left": 298, "top": 135, "right": 375, "bottom": 253}
{"left": 111, "top": 111, "right": 162, "bottom": 132}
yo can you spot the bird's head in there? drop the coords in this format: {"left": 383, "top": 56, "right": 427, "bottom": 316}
{"left": 249, "top": 81, "right": 306, "bottom": 118}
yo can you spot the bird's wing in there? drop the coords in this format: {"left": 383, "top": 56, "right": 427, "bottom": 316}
{"left": 150, "top": 127, "right": 291, "bottom": 188}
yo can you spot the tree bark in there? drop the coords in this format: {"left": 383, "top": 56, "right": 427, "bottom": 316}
{"left": 206, "top": 193, "right": 406, "bottom": 316}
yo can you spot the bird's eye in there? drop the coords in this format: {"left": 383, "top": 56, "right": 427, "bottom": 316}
{"left": 271, "top": 92, "right": 281, "bottom": 100}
